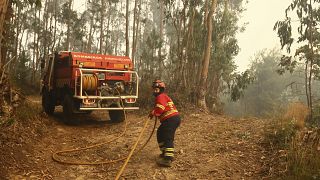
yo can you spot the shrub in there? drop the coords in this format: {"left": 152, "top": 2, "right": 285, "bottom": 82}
{"left": 287, "top": 129, "right": 320, "bottom": 179}
{"left": 263, "top": 102, "right": 308, "bottom": 149}
{"left": 284, "top": 102, "right": 309, "bottom": 129}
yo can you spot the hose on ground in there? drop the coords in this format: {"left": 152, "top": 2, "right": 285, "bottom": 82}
{"left": 52, "top": 90, "right": 157, "bottom": 179}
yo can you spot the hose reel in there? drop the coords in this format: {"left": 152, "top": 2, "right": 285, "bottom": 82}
{"left": 82, "top": 74, "right": 98, "bottom": 91}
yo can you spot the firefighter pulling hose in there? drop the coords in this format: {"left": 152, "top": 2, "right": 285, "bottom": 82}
{"left": 45, "top": 55, "right": 179, "bottom": 178}
{"left": 148, "top": 80, "right": 181, "bottom": 167}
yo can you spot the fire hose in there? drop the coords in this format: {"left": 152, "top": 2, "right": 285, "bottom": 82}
{"left": 52, "top": 91, "right": 157, "bottom": 179}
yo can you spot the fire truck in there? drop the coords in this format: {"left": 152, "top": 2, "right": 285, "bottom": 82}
{"left": 41, "top": 51, "right": 139, "bottom": 122}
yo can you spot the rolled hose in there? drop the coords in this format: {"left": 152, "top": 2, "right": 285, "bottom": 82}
{"left": 82, "top": 75, "right": 98, "bottom": 91}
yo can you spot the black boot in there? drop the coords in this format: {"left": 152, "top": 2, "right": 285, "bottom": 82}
{"left": 156, "top": 147, "right": 174, "bottom": 167}
{"left": 156, "top": 157, "right": 172, "bottom": 167}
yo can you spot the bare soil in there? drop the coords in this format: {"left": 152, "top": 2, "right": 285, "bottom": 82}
{"left": 0, "top": 100, "right": 276, "bottom": 179}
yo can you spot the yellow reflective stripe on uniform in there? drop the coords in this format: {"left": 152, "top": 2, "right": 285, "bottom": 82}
{"left": 165, "top": 148, "right": 174, "bottom": 152}
{"left": 164, "top": 153, "right": 174, "bottom": 157}
{"left": 156, "top": 104, "right": 165, "bottom": 110}
{"left": 167, "top": 102, "right": 174, "bottom": 105}
{"left": 160, "top": 109, "right": 178, "bottom": 119}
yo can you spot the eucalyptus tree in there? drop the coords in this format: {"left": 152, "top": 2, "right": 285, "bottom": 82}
{"left": 125, "top": 0, "right": 129, "bottom": 56}
{"left": 131, "top": 0, "right": 141, "bottom": 64}
{"left": 206, "top": 0, "right": 245, "bottom": 111}
{"left": 274, "top": 0, "right": 320, "bottom": 118}
{"left": 197, "top": 0, "right": 217, "bottom": 110}
{"left": 146, "top": 0, "right": 247, "bottom": 111}
{"left": 84, "top": 0, "right": 99, "bottom": 52}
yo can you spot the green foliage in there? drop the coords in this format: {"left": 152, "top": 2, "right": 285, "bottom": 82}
{"left": 274, "top": 0, "right": 320, "bottom": 116}
{"left": 14, "top": 51, "right": 30, "bottom": 83}
{"left": 206, "top": 0, "right": 246, "bottom": 107}
{"left": 230, "top": 70, "right": 255, "bottom": 101}
{"left": 276, "top": 55, "right": 296, "bottom": 75}
{"left": 273, "top": 20, "right": 294, "bottom": 53}
{"left": 264, "top": 118, "right": 296, "bottom": 149}
{"left": 0, "top": 118, "right": 15, "bottom": 127}
{"left": 6, "top": 0, "right": 248, "bottom": 111}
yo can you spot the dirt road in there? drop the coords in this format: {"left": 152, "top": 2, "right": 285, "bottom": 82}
{"left": 1, "top": 106, "right": 272, "bottom": 179}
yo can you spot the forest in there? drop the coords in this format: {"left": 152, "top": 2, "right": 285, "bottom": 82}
{"left": 0, "top": 0, "right": 320, "bottom": 179}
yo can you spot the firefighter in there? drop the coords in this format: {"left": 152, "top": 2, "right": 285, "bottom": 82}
{"left": 148, "top": 80, "right": 181, "bottom": 167}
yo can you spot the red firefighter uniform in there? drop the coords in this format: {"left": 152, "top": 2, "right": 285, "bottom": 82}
{"left": 150, "top": 93, "right": 179, "bottom": 122}
{"left": 150, "top": 86, "right": 181, "bottom": 167}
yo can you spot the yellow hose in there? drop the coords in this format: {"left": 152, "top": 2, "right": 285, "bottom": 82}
{"left": 82, "top": 75, "right": 98, "bottom": 91}
{"left": 52, "top": 116, "right": 155, "bottom": 166}
{"left": 114, "top": 116, "right": 149, "bottom": 180}
{"left": 52, "top": 90, "right": 157, "bottom": 179}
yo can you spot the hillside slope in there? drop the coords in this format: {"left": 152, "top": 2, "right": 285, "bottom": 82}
{"left": 0, "top": 105, "right": 276, "bottom": 179}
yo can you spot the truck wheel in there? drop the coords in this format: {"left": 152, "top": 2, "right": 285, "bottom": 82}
{"left": 108, "top": 103, "right": 125, "bottom": 123}
{"left": 63, "top": 94, "right": 75, "bottom": 119}
{"left": 42, "top": 90, "right": 55, "bottom": 115}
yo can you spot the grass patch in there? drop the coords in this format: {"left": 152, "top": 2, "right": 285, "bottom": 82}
{"left": 0, "top": 101, "right": 41, "bottom": 128}
{"left": 15, "top": 101, "right": 41, "bottom": 121}
{"left": 287, "top": 129, "right": 320, "bottom": 179}
{"left": 263, "top": 102, "right": 320, "bottom": 178}
{"left": 264, "top": 102, "right": 309, "bottom": 149}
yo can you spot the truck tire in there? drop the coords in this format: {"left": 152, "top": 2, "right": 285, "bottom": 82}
{"left": 109, "top": 103, "right": 125, "bottom": 123}
{"left": 63, "top": 94, "right": 75, "bottom": 119}
{"left": 42, "top": 90, "right": 55, "bottom": 115}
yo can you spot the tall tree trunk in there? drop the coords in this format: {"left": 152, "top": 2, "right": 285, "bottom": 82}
{"left": 52, "top": 0, "right": 58, "bottom": 52}
{"left": 42, "top": 0, "right": 49, "bottom": 74}
{"left": 134, "top": 0, "right": 141, "bottom": 67}
{"left": 197, "top": 0, "right": 217, "bottom": 111}
{"left": 104, "top": 2, "right": 112, "bottom": 54}
{"left": 66, "top": 0, "right": 72, "bottom": 51}
{"left": 99, "top": 0, "right": 105, "bottom": 54}
{"left": 305, "top": 62, "right": 309, "bottom": 109}
{"left": 34, "top": 8, "right": 41, "bottom": 86}
{"left": 87, "top": 10, "right": 96, "bottom": 52}
{"left": 0, "top": 0, "right": 10, "bottom": 67}
{"left": 210, "top": 70, "right": 220, "bottom": 112}
{"left": 131, "top": 0, "right": 138, "bottom": 63}
{"left": 31, "top": 7, "right": 37, "bottom": 83}
{"left": 196, "top": 0, "right": 209, "bottom": 88}
{"left": 158, "top": 0, "right": 164, "bottom": 78}
{"left": 13, "top": 4, "right": 20, "bottom": 68}
{"left": 185, "top": 7, "right": 195, "bottom": 91}
{"left": 208, "top": 0, "right": 228, "bottom": 110}
{"left": 125, "top": 0, "right": 129, "bottom": 56}
{"left": 308, "top": 0, "right": 314, "bottom": 119}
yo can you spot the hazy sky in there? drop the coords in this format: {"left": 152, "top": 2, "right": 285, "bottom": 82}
{"left": 235, "top": 0, "right": 292, "bottom": 72}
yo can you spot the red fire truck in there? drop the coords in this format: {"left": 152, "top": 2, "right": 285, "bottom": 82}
{"left": 41, "top": 51, "right": 139, "bottom": 122}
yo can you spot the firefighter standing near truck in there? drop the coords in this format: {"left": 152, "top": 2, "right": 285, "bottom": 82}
{"left": 148, "top": 80, "right": 181, "bottom": 167}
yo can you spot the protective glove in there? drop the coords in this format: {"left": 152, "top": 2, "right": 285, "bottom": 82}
{"left": 148, "top": 110, "right": 154, "bottom": 119}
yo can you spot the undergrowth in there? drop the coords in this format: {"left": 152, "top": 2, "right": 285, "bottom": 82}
{"left": 263, "top": 102, "right": 320, "bottom": 178}
{"left": 0, "top": 101, "right": 40, "bottom": 128}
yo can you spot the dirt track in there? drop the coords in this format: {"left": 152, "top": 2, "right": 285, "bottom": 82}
{"left": 1, "top": 105, "right": 273, "bottom": 179}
